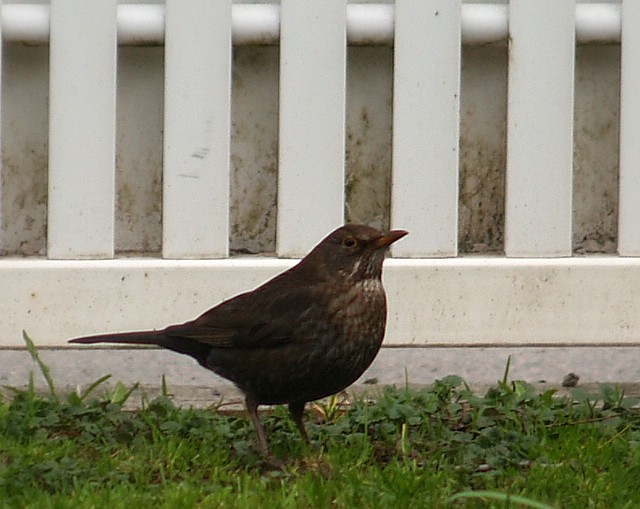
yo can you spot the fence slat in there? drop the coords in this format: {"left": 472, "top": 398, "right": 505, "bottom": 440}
{"left": 47, "top": 0, "right": 117, "bottom": 259}
{"left": 277, "top": 0, "right": 346, "bottom": 257}
{"left": 505, "top": 0, "right": 575, "bottom": 257}
{"left": 618, "top": 0, "right": 640, "bottom": 256}
{"left": 162, "top": 0, "right": 231, "bottom": 259}
{"left": 391, "top": 0, "right": 461, "bottom": 257}
{"left": 0, "top": 5, "right": 2, "bottom": 252}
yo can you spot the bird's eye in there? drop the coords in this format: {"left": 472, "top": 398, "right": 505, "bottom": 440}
{"left": 342, "top": 236, "right": 357, "bottom": 248}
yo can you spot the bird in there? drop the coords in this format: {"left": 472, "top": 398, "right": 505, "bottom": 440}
{"left": 69, "top": 224, "right": 408, "bottom": 461}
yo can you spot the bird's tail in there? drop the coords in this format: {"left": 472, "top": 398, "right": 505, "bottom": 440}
{"left": 69, "top": 330, "right": 212, "bottom": 367}
{"left": 69, "top": 330, "right": 166, "bottom": 347}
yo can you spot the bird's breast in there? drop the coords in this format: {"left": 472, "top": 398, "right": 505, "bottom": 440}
{"left": 327, "top": 277, "right": 387, "bottom": 345}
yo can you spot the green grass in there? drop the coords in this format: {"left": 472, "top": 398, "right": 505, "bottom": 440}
{"left": 1, "top": 335, "right": 639, "bottom": 508}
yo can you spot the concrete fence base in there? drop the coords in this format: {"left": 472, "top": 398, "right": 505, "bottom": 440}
{"left": 2, "top": 256, "right": 640, "bottom": 347}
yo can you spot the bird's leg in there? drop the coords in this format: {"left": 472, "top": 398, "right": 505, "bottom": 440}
{"left": 245, "top": 395, "right": 272, "bottom": 459}
{"left": 288, "top": 401, "right": 310, "bottom": 444}
{"left": 245, "top": 396, "right": 285, "bottom": 468}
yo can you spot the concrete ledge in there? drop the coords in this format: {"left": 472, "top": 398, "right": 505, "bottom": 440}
{"left": 2, "top": 256, "right": 640, "bottom": 347}
{"left": 2, "top": 347, "right": 639, "bottom": 406}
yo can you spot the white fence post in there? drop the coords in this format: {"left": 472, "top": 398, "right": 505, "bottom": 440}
{"left": 391, "top": 0, "right": 462, "bottom": 258}
{"left": 277, "top": 0, "right": 347, "bottom": 257}
{"left": 0, "top": 3, "right": 2, "bottom": 252}
{"left": 505, "top": 0, "right": 575, "bottom": 257}
{"left": 47, "top": 0, "right": 117, "bottom": 259}
{"left": 162, "top": 0, "right": 232, "bottom": 259}
{"left": 618, "top": 0, "right": 640, "bottom": 256}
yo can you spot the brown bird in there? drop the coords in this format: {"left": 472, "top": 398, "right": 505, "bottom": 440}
{"left": 69, "top": 224, "right": 407, "bottom": 460}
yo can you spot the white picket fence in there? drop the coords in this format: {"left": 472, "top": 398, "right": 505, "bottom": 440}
{"left": 2, "top": 1, "right": 640, "bottom": 347}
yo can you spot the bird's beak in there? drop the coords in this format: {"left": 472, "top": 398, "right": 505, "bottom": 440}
{"left": 373, "top": 229, "right": 409, "bottom": 249}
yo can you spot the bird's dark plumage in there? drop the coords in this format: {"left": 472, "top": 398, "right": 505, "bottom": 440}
{"left": 69, "top": 224, "right": 408, "bottom": 459}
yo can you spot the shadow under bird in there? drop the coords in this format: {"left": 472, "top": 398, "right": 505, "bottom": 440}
{"left": 69, "top": 224, "right": 408, "bottom": 460}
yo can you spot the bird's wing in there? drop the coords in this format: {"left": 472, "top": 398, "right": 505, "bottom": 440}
{"left": 162, "top": 285, "right": 329, "bottom": 350}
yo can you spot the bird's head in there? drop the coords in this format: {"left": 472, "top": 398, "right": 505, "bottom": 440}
{"left": 302, "top": 224, "right": 408, "bottom": 282}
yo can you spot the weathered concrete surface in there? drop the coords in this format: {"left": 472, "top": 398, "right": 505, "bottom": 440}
{"left": 2, "top": 346, "right": 639, "bottom": 408}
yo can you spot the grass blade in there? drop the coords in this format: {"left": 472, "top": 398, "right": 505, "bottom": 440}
{"left": 501, "top": 355, "right": 512, "bottom": 385}
{"left": 161, "top": 374, "right": 169, "bottom": 397}
{"left": 109, "top": 381, "right": 139, "bottom": 406}
{"left": 22, "top": 330, "right": 58, "bottom": 402}
{"left": 448, "top": 490, "right": 557, "bottom": 509}
{"left": 79, "top": 374, "right": 113, "bottom": 402}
